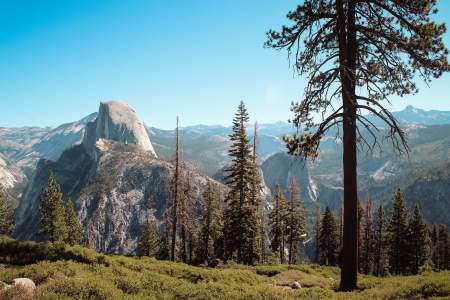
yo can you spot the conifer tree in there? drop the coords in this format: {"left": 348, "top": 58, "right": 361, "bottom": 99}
{"left": 269, "top": 183, "right": 287, "bottom": 263}
{"left": 0, "top": 184, "right": 14, "bottom": 235}
{"left": 260, "top": 209, "right": 267, "bottom": 264}
{"left": 408, "top": 205, "right": 430, "bottom": 274}
{"left": 357, "top": 200, "right": 364, "bottom": 273}
{"left": 170, "top": 116, "right": 181, "bottom": 261}
{"left": 387, "top": 189, "right": 410, "bottom": 275}
{"left": 314, "top": 204, "right": 321, "bottom": 264}
{"left": 360, "top": 199, "right": 374, "bottom": 275}
{"left": 197, "top": 182, "right": 223, "bottom": 265}
{"left": 373, "top": 205, "right": 389, "bottom": 276}
{"left": 39, "top": 172, "right": 67, "bottom": 243}
{"left": 285, "top": 179, "right": 306, "bottom": 264}
{"left": 179, "top": 167, "right": 196, "bottom": 263}
{"left": 242, "top": 121, "right": 263, "bottom": 264}
{"left": 138, "top": 219, "right": 160, "bottom": 257}
{"left": 437, "top": 225, "right": 449, "bottom": 270}
{"left": 266, "top": 0, "right": 449, "bottom": 291}
{"left": 223, "top": 101, "right": 260, "bottom": 265}
{"left": 318, "top": 207, "right": 338, "bottom": 266}
{"left": 64, "top": 198, "right": 83, "bottom": 245}
{"left": 431, "top": 224, "right": 439, "bottom": 270}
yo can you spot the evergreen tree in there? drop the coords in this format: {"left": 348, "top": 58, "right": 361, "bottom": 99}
{"left": 318, "top": 207, "right": 338, "bottom": 266}
{"left": 431, "top": 224, "right": 439, "bottom": 270}
{"left": 437, "top": 225, "right": 449, "bottom": 270}
{"left": 64, "top": 198, "right": 83, "bottom": 245}
{"left": 360, "top": 199, "right": 374, "bottom": 275}
{"left": 39, "top": 172, "right": 67, "bottom": 243}
{"left": 197, "top": 182, "right": 223, "bottom": 265}
{"left": 408, "top": 205, "right": 430, "bottom": 274}
{"left": 138, "top": 219, "right": 160, "bottom": 257}
{"left": 373, "top": 205, "right": 389, "bottom": 277}
{"left": 0, "top": 184, "right": 14, "bottom": 235}
{"left": 223, "top": 101, "right": 260, "bottom": 265}
{"left": 285, "top": 179, "right": 306, "bottom": 264}
{"left": 266, "top": 0, "right": 449, "bottom": 291}
{"left": 357, "top": 200, "right": 364, "bottom": 273}
{"left": 170, "top": 116, "right": 181, "bottom": 261}
{"left": 387, "top": 189, "right": 410, "bottom": 275}
{"left": 314, "top": 204, "right": 321, "bottom": 264}
{"left": 269, "top": 183, "right": 287, "bottom": 263}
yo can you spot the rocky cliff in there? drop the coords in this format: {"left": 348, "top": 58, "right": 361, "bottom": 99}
{"left": 14, "top": 101, "right": 221, "bottom": 253}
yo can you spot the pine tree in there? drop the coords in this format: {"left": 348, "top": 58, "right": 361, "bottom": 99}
{"left": 318, "top": 207, "right": 338, "bottom": 266}
{"left": 197, "top": 182, "right": 223, "bottom": 265}
{"left": 170, "top": 116, "right": 181, "bottom": 261}
{"left": 138, "top": 219, "right": 160, "bottom": 257}
{"left": 179, "top": 167, "right": 196, "bottom": 263}
{"left": 64, "top": 198, "right": 83, "bottom": 245}
{"left": 373, "top": 205, "right": 389, "bottom": 277}
{"left": 431, "top": 224, "right": 439, "bottom": 270}
{"left": 437, "top": 225, "right": 449, "bottom": 270}
{"left": 357, "top": 200, "right": 364, "bottom": 273}
{"left": 266, "top": 0, "right": 449, "bottom": 291}
{"left": 285, "top": 179, "right": 306, "bottom": 264}
{"left": 387, "top": 189, "right": 410, "bottom": 275}
{"left": 408, "top": 205, "right": 430, "bottom": 274}
{"left": 314, "top": 204, "right": 321, "bottom": 264}
{"left": 241, "top": 121, "right": 263, "bottom": 264}
{"left": 223, "top": 101, "right": 260, "bottom": 265}
{"left": 360, "top": 199, "right": 374, "bottom": 275}
{"left": 269, "top": 183, "right": 287, "bottom": 263}
{"left": 39, "top": 172, "right": 67, "bottom": 243}
{"left": 0, "top": 184, "right": 14, "bottom": 235}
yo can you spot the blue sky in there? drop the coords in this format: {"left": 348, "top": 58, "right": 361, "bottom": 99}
{"left": 1, "top": 0, "right": 450, "bottom": 129}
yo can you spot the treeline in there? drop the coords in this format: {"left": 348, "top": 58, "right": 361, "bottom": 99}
{"left": 137, "top": 101, "right": 307, "bottom": 266}
{"left": 1, "top": 102, "right": 449, "bottom": 275}
{"left": 314, "top": 189, "right": 450, "bottom": 275}
{"left": 0, "top": 174, "right": 84, "bottom": 246}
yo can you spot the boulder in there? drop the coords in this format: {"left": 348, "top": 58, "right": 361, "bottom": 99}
{"left": 290, "top": 281, "right": 302, "bottom": 289}
{"left": 12, "top": 278, "right": 36, "bottom": 293}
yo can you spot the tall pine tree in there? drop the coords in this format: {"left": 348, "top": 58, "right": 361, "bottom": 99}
{"left": 138, "top": 219, "right": 160, "bottom": 257}
{"left": 360, "top": 199, "right": 374, "bottom": 275}
{"left": 0, "top": 184, "right": 14, "bottom": 235}
{"left": 285, "top": 179, "right": 306, "bottom": 264}
{"left": 269, "top": 183, "right": 287, "bottom": 263}
{"left": 373, "top": 205, "right": 389, "bottom": 276}
{"left": 437, "top": 225, "right": 450, "bottom": 270}
{"left": 387, "top": 189, "right": 410, "bottom": 275}
{"left": 408, "top": 205, "right": 430, "bottom": 274}
{"left": 64, "top": 198, "right": 83, "bottom": 245}
{"left": 223, "top": 101, "right": 260, "bottom": 265}
{"left": 318, "top": 207, "right": 338, "bottom": 266}
{"left": 266, "top": 0, "right": 449, "bottom": 291}
{"left": 39, "top": 172, "right": 67, "bottom": 243}
{"left": 197, "top": 182, "right": 223, "bottom": 265}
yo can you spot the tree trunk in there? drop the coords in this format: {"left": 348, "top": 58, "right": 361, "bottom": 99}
{"left": 338, "top": 0, "right": 358, "bottom": 291}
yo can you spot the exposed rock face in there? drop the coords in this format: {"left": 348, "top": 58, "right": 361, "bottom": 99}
{"left": 85, "top": 101, "right": 157, "bottom": 157}
{"left": 261, "top": 152, "right": 313, "bottom": 202}
{"left": 14, "top": 101, "right": 222, "bottom": 253}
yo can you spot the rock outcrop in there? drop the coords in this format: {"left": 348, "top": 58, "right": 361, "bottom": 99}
{"left": 83, "top": 101, "right": 157, "bottom": 157}
{"left": 14, "top": 101, "right": 222, "bottom": 253}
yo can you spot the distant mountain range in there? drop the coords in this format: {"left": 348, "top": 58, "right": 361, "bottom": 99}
{"left": 1, "top": 104, "right": 450, "bottom": 245}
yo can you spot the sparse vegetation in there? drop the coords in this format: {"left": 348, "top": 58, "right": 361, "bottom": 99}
{"left": 0, "top": 238, "right": 449, "bottom": 299}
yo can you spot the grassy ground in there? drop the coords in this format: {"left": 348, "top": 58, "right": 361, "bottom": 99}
{"left": 0, "top": 240, "right": 449, "bottom": 299}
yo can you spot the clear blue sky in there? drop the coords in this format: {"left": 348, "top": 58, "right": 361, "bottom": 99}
{"left": 1, "top": 0, "right": 450, "bottom": 129}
